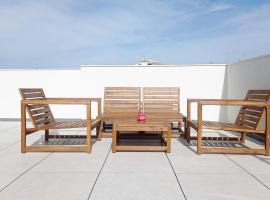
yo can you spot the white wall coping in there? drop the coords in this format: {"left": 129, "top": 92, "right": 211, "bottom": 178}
{"left": 229, "top": 54, "right": 270, "bottom": 65}
{"left": 80, "top": 64, "right": 227, "bottom": 68}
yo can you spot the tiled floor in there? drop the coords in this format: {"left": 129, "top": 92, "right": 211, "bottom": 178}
{"left": 0, "top": 121, "right": 270, "bottom": 200}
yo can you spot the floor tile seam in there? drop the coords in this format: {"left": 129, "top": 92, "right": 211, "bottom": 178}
{"left": 28, "top": 171, "right": 99, "bottom": 174}
{"left": 0, "top": 141, "right": 20, "bottom": 152}
{"left": 224, "top": 155, "right": 270, "bottom": 191}
{"left": 99, "top": 171, "right": 176, "bottom": 175}
{"left": 174, "top": 172, "right": 248, "bottom": 175}
{"left": 167, "top": 154, "right": 227, "bottom": 158}
{"left": 87, "top": 146, "right": 112, "bottom": 200}
{"left": 0, "top": 152, "right": 52, "bottom": 193}
{"left": 165, "top": 153, "right": 188, "bottom": 200}
{"left": 0, "top": 128, "right": 47, "bottom": 152}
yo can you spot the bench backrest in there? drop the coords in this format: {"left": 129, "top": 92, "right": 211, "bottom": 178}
{"left": 19, "top": 88, "right": 55, "bottom": 128}
{"left": 235, "top": 90, "right": 270, "bottom": 130}
{"left": 104, "top": 87, "right": 141, "bottom": 116}
{"left": 143, "top": 87, "right": 181, "bottom": 121}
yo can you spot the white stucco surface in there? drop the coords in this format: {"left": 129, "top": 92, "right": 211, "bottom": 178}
{"left": 224, "top": 55, "right": 270, "bottom": 123}
{"left": 0, "top": 65, "right": 226, "bottom": 120}
{"left": 1, "top": 55, "right": 269, "bottom": 122}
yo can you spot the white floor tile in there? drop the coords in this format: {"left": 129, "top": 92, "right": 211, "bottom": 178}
{"left": 0, "top": 173, "right": 97, "bottom": 200}
{"left": 169, "top": 154, "right": 245, "bottom": 174}
{"left": 227, "top": 155, "right": 270, "bottom": 175}
{"left": 177, "top": 173, "right": 270, "bottom": 200}
{"left": 90, "top": 172, "right": 185, "bottom": 200}
{"left": 103, "top": 152, "right": 172, "bottom": 173}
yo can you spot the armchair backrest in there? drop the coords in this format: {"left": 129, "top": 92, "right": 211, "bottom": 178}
{"left": 235, "top": 90, "right": 270, "bottom": 130}
{"left": 19, "top": 88, "right": 55, "bottom": 128}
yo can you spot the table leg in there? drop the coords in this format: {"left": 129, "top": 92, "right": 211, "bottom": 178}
{"left": 167, "top": 126, "right": 172, "bottom": 153}
{"left": 112, "top": 124, "right": 117, "bottom": 153}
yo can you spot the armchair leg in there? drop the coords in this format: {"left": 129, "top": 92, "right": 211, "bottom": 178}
{"left": 186, "top": 122, "right": 191, "bottom": 143}
{"left": 240, "top": 132, "right": 246, "bottom": 143}
{"left": 45, "top": 130, "right": 49, "bottom": 142}
{"left": 97, "top": 122, "right": 103, "bottom": 141}
{"left": 21, "top": 103, "right": 26, "bottom": 153}
{"left": 197, "top": 127, "right": 202, "bottom": 155}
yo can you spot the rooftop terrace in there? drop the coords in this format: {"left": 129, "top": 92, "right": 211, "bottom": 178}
{"left": 0, "top": 121, "right": 270, "bottom": 200}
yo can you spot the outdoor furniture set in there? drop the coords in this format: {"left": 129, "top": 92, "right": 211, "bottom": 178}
{"left": 19, "top": 88, "right": 270, "bottom": 156}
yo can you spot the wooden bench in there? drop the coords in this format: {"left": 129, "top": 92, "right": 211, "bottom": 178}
{"left": 186, "top": 90, "right": 270, "bottom": 155}
{"left": 19, "top": 88, "right": 101, "bottom": 153}
{"left": 101, "top": 87, "right": 185, "bottom": 139}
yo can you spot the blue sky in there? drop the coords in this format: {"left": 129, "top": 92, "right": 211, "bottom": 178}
{"left": 0, "top": 0, "right": 270, "bottom": 67}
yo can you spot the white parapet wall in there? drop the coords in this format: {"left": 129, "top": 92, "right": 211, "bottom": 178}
{"left": 223, "top": 55, "right": 270, "bottom": 124}
{"left": 0, "top": 64, "right": 226, "bottom": 120}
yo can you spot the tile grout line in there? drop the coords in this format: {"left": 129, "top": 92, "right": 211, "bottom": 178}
{"left": 0, "top": 126, "right": 21, "bottom": 151}
{"left": 165, "top": 153, "right": 188, "bottom": 200}
{"left": 0, "top": 141, "right": 20, "bottom": 152}
{"left": 87, "top": 147, "right": 111, "bottom": 200}
{"left": 0, "top": 133, "right": 44, "bottom": 152}
{"left": 224, "top": 155, "right": 270, "bottom": 191}
{"left": 0, "top": 152, "right": 53, "bottom": 193}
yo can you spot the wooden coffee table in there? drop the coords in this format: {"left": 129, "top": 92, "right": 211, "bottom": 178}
{"left": 112, "top": 119, "right": 171, "bottom": 153}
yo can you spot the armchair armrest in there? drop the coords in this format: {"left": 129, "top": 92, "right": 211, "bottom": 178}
{"left": 21, "top": 97, "right": 102, "bottom": 121}
{"left": 187, "top": 98, "right": 270, "bottom": 122}
{"left": 21, "top": 98, "right": 100, "bottom": 105}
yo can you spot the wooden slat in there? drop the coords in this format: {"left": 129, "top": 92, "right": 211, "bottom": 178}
{"left": 30, "top": 107, "right": 51, "bottom": 115}
{"left": 144, "top": 108, "right": 178, "bottom": 113}
{"left": 247, "top": 90, "right": 270, "bottom": 95}
{"left": 106, "top": 87, "right": 140, "bottom": 90}
{"left": 189, "top": 136, "right": 239, "bottom": 141}
{"left": 105, "top": 100, "right": 139, "bottom": 104}
{"left": 143, "top": 91, "right": 179, "bottom": 95}
{"left": 23, "top": 93, "right": 44, "bottom": 99}
{"left": 244, "top": 106, "right": 264, "bottom": 112}
{"left": 143, "top": 95, "right": 178, "bottom": 99}
{"left": 32, "top": 113, "right": 51, "bottom": 121}
{"left": 144, "top": 104, "right": 178, "bottom": 108}
{"left": 239, "top": 109, "right": 261, "bottom": 117}
{"left": 201, "top": 147, "right": 265, "bottom": 155}
{"left": 105, "top": 109, "right": 138, "bottom": 112}
{"left": 144, "top": 100, "right": 179, "bottom": 104}
{"left": 241, "top": 115, "right": 259, "bottom": 123}
{"left": 26, "top": 146, "right": 87, "bottom": 152}
{"left": 105, "top": 104, "right": 139, "bottom": 108}
{"left": 105, "top": 95, "right": 140, "bottom": 99}
{"left": 189, "top": 120, "right": 264, "bottom": 134}
{"left": 247, "top": 94, "right": 269, "bottom": 100}
{"left": 144, "top": 87, "right": 179, "bottom": 91}
{"left": 27, "top": 104, "right": 47, "bottom": 110}
{"left": 106, "top": 91, "right": 140, "bottom": 95}
{"left": 20, "top": 88, "right": 43, "bottom": 93}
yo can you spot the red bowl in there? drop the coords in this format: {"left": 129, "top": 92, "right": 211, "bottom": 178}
{"left": 137, "top": 113, "right": 146, "bottom": 121}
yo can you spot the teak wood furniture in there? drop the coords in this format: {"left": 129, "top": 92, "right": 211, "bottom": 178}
{"left": 186, "top": 90, "right": 270, "bottom": 155}
{"left": 19, "top": 88, "right": 101, "bottom": 153}
{"left": 143, "top": 87, "right": 185, "bottom": 131}
{"left": 112, "top": 119, "right": 171, "bottom": 153}
{"left": 101, "top": 87, "right": 141, "bottom": 139}
{"left": 101, "top": 87, "right": 185, "bottom": 138}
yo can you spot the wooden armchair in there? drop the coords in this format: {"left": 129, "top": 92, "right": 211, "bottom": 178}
{"left": 19, "top": 88, "right": 102, "bottom": 153}
{"left": 186, "top": 90, "right": 270, "bottom": 155}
